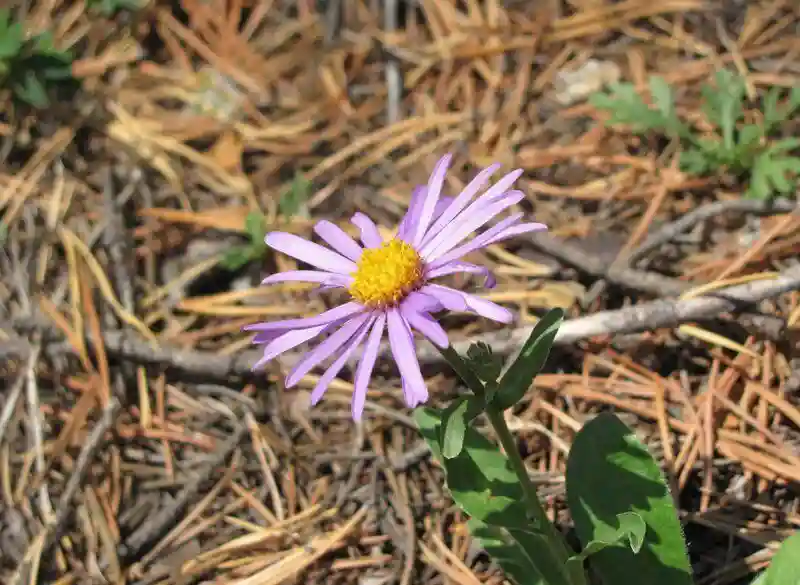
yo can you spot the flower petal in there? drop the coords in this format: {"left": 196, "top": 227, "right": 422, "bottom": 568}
{"left": 243, "top": 302, "right": 363, "bottom": 332}
{"left": 252, "top": 324, "right": 330, "bottom": 370}
{"left": 265, "top": 232, "right": 357, "bottom": 274}
{"left": 484, "top": 221, "right": 548, "bottom": 246}
{"left": 252, "top": 330, "right": 282, "bottom": 344}
{"left": 426, "top": 212, "right": 521, "bottom": 268}
{"left": 387, "top": 308, "right": 429, "bottom": 408}
{"left": 427, "top": 285, "right": 513, "bottom": 323}
{"left": 286, "top": 313, "right": 371, "bottom": 387}
{"left": 412, "top": 154, "right": 452, "bottom": 246}
{"left": 314, "top": 220, "right": 363, "bottom": 261}
{"left": 309, "top": 314, "right": 376, "bottom": 407}
{"left": 420, "top": 165, "right": 518, "bottom": 249}
{"left": 422, "top": 190, "right": 525, "bottom": 261}
{"left": 401, "top": 306, "right": 449, "bottom": 348}
{"left": 419, "top": 284, "right": 468, "bottom": 312}
{"left": 426, "top": 261, "right": 496, "bottom": 288}
{"left": 351, "top": 212, "right": 384, "bottom": 248}
{"left": 430, "top": 218, "right": 548, "bottom": 269}
{"left": 420, "top": 164, "right": 502, "bottom": 245}
{"left": 403, "top": 290, "right": 445, "bottom": 314}
{"left": 261, "top": 270, "right": 352, "bottom": 287}
{"left": 351, "top": 313, "right": 386, "bottom": 420}
{"left": 397, "top": 186, "right": 426, "bottom": 242}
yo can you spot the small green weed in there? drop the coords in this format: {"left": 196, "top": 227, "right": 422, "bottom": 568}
{"left": 86, "top": 0, "right": 147, "bottom": 17}
{"left": 221, "top": 174, "right": 312, "bottom": 271}
{"left": 591, "top": 69, "right": 800, "bottom": 200}
{"left": 0, "top": 10, "right": 77, "bottom": 110}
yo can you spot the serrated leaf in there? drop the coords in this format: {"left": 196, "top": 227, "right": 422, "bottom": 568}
{"left": 648, "top": 76, "right": 685, "bottom": 137}
{"left": 465, "top": 341, "right": 503, "bottom": 384}
{"left": 566, "top": 413, "right": 692, "bottom": 585}
{"left": 591, "top": 82, "right": 668, "bottom": 133}
{"left": 679, "top": 148, "right": 711, "bottom": 175}
{"left": 748, "top": 156, "right": 774, "bottom": 200}
{"left": 738, "top": 124, "right": 764, "bottom": 151}
{"left": 758, "top": 531, "right": 800, "bottom": 585}
{"left": 492, "top": 308, "right": 564, "bottom": 411}
{"left": 701, "top": 69, "right": 745, "bottom": 152}
{"left": 415, "top": 407, "right": 575, "bottom": 585}
{"left": 768, "top": 138, "right": 800, "bottom": 155}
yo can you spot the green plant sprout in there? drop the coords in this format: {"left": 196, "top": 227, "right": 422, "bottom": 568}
{"left": 591, "top": 69, "right": 800, "bottom": 200}
{"left": 86, "top": 0, "right": 147, "bottom": 16}
{"left": 221, "top": 173, "right": 312, "bottom": 271}
{"left": 0, "top": 10, "right": 77, "bottom": 110}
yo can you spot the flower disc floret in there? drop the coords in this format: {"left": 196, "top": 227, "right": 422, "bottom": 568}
{"left": 349, "top": 239, "right": 422, "bottom": 307}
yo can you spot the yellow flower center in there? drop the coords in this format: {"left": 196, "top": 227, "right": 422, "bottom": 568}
{"left": 349, "top": 239, "right": 423, "bottom": 308}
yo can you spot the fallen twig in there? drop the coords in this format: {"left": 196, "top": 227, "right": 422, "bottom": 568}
{"left": 622, "top": 197, "right": 798, "bottom": 267}
{"left": 529, "top": 232, "right": 687, "bottom": 296}
{"left": 7, "top": 266, "right": 799, "bottom": 381}
{"left": 45, "top": 397, "right": 121, "bottom": 551}
{"left": 118, "top": 421, "right": 246, "bottom": 563}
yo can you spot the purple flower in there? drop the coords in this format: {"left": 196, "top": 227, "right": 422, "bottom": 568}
{"left": 246, "top": 154, "right": 547, "bottom": 420}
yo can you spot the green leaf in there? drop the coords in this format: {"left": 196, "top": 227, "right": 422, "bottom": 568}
{"left": 415, "top": 407, "right": 574, "bottom": 585}
{"left": 566, "top": 413, "right": 692, "bottom": 585}
{"left": 566, "top": 512, "right": 646, "bottom": 574}
{"left": 493, "top": 308, "right": 564, "bottom": 411}
{"left": 591, "top": 83, "right": 662, "bottom": 132}
{"left": 679, "top": 148, "right": 712, "bottom": 175}
{"left": 768, "top": 138, "right": 800, "bottom": 155}
{"left": 758, "top": 531, "right": 800, "bottom": 585}
{"left": 701, "top": 69, "right": 745, "bottom": 153}
{"left": 416, "top": 407, "right": 528, "bottom": 527}
{"left": 244, "top": 211, "right": 267, "bottom": 246}
{"left": 12, "top": 71, "right": 50, "bottom": 108}
{"left": 279, "top": 172, "right": 311, "bottom": 218}
{"left": 748, "top": 151, "right": 800, "bottom": 199}
{"left": 648, "top": 76, "right": 686, "bottom": 137}
{"left": 220, "top": 246, "right": 254, "bottom": 271}
{"left": 748, "top": 156, "right": 774, "bottom": 200}
{"left": 468, "top": 520, "right": 548, "bottom": 585}
{"left": 465, "top": 341, "right": 503, "bottom": 385}
{"left": 440, "top": 397, "right": 470, "bottom": 459}
{"left": 0, "top": 18, "right": 23, "bottom": 60}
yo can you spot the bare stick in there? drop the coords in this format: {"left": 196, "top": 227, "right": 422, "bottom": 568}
{"left": 119, "top": 422, "right": 246, "bottom": 561}
{"left": 8, "top": 265, "right": 800, "bottom": 380}
{"left": 420, "top": 262, "right": 800, "bottom": 365}
{"left": 529, "top": 232, "right": 687, "bottom": 296}
{"left": 0, "top": 370, "right": 26, "bottom": 446}
{"left": 384, "top": 0, "right": 402, "bottom": 124}
{"left": 24, "top": 342, "right": 52, "bottom": 521}
{"left": 622, "top": 197, "right": 798, "bottom": 267}
{"left": 46, "top": 397, "right": 121, "bottom": 547}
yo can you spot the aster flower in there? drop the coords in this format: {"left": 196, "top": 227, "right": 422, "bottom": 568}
{"left": 246, "top": 154, "right": 547, "bottom": 419}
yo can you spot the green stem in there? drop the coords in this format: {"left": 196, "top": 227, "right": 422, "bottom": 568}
{"left": 438, "top": 345, "right": 586, "bottom": 585}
